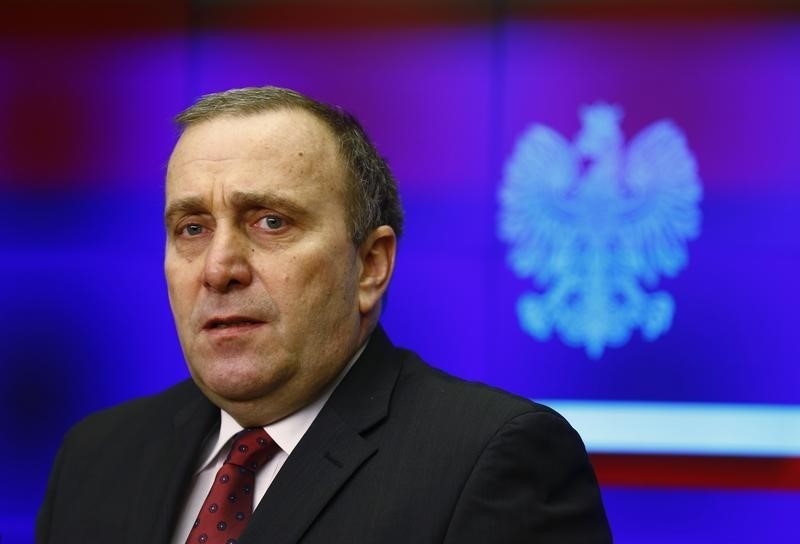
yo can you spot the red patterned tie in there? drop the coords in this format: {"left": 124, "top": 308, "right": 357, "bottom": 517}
{"left": 186, "top": 428, "right": 279, "bottom": 544}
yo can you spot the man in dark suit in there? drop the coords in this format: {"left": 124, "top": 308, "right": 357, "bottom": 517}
{"left": 37, "top": 86, "right": 612, "bottom": 543}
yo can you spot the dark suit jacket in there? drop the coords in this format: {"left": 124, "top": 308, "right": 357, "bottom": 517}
{"left": 37, "top": 327, "right": 612, "bottom": 543}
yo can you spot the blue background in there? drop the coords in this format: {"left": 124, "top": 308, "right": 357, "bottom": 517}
{"left": 2, "top": 1, "right": 799, "bottom": 542}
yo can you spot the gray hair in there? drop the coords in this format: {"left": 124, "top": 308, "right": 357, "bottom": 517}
{"left": 175, "top": 86, "right": 403, "bottom": 245}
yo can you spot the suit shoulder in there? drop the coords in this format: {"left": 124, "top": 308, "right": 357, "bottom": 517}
{"left": 395, "top": 349, "right": 566, "bottom": 431}
{"left": 63, "top": 379, "right": 205, "bottom": 444}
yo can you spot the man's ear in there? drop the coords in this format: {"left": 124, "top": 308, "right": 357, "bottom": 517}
{"left": 357, "top": 225, "right": 397, "bottom": 315}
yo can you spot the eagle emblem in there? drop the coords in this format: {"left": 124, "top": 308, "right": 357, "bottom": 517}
{"left": 498, "top": 104, "right": 702, "bottom": 358}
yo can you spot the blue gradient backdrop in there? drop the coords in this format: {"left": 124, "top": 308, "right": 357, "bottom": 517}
{"left": 2, "top": 4, "right": 799, "bottom": 543}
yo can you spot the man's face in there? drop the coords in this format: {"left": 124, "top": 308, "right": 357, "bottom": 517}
{"left": 164, "top": 109, "right": 365, "bottom": 424}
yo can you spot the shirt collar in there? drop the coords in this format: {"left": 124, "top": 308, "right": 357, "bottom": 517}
{"left": 194, "top": 339, "right": 368, "bottom": 474}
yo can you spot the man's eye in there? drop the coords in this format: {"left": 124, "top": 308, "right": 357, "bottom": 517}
{"left": 258, "top": 215, "right": 285, "bottom": 230}
{"left": 183, "top": 224, "right": 204, "bottom": 236}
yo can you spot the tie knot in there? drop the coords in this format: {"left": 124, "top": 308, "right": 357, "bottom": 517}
{"left": 224, "top": 428, "right": 277, "bottom": 472}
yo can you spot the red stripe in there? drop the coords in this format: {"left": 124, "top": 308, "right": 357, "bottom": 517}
{"left": 591, "top": 453, "right": 800, "bottom": 490}
{"left": 3, "top": 1, "right": 798, "bottom": 37}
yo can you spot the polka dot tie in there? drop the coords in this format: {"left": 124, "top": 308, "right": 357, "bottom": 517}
{"left": 185, "top": 428, "right": 279, "bottom": 544}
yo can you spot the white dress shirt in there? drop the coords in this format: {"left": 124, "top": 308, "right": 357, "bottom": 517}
{"left": 171, "top": 343, "right": 365, "bottom": 544}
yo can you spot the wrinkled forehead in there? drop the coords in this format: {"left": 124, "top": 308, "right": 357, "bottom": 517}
{"left": 165, "top": 109, "right": 349, "bottom": 200}
{"left": 170, "top": 109, "right": 340, "bottom": 168}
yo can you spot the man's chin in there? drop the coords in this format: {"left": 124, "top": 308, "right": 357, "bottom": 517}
{"left": 189, "top": 361, "right": 293, "bottom": 405}
{"left": 197, "top": 374, "right": 279, "bottom": 402}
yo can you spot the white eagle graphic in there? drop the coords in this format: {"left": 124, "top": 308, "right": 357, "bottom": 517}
{"left": 498, "top": 103, "right": 702, "bottom": 358}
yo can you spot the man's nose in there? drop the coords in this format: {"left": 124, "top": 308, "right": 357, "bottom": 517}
{"left": 201, "top": 227, "right": 253, "bottom": 293}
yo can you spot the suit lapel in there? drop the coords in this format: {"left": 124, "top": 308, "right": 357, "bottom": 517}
{"left": 128, "top": 383, "right": 219, "bottom": 544}
{"left": 241, "top": 326, "right": 402, "bottom": 544}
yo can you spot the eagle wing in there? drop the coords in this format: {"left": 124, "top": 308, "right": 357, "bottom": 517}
{"left": 498, "top": 124, "right": 580, "bottom": 285}
{"left": 620, "top": 120, "right": 703, "bottom": 286}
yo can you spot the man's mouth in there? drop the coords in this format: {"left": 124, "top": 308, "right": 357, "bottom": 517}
{"left": 203, "top": 317, "right": 264, "bottom": 330}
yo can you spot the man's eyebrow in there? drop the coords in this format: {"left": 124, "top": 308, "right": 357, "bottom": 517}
{"left": 164, "top": 191, "right": 308, "bottom": 225}
{"left": 164, "top": 196, "right": 207, "bottom": 225}
{"left": 228, "top": 191, "right": 307, "bottom": 219}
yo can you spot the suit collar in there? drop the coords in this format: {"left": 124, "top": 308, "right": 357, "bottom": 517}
{"left": 325, "top": 325, "right": 401, "bottom": 432}
{"left": 129, "top": 382, "right": 219, "bottom": 544}
{"left": 242, "top": 325, "right": 402, "bottom": 544}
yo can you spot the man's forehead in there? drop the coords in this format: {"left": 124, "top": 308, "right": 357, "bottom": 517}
{"left": 171, "top": 108, "right": 338, "bottom": 163}
{"left": 164, "top": 108, "right": 348, "bottom": 209}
